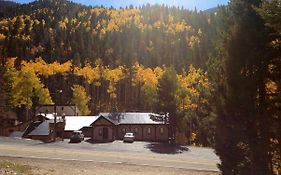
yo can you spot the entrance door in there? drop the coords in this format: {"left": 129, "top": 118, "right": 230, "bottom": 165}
{"left": 103, "top": 127, "right": 108, "bottom": 139}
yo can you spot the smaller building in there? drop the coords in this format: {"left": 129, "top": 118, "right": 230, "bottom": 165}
{"left": 35, "top": 105, "right": 82, "bottom": 116}
{"left": 28, "top": 120, "right": 53, "bottom": 141}
{"left": 28, "top": 118, "right": 65, "bottom": 142}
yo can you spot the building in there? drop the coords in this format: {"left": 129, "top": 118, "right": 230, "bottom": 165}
{"left": 35, "top": 105, "right": 82, "bottom": 116}
{"left": 91, "top": 113, "right": 169, "bottom": 142}
{"left": 26, "top": 114, "right": 98, "bottom": 141}
{"left": 28, "top": 118, "right": 65, "bottom": 142}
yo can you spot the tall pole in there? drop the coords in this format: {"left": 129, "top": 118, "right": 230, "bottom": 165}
{"left": 190, "top": 120, "right": 192, "bottom": 145}
{"left": 53, "top": 89, "right": 62, "bottom": 142}
{"left": 26, "top": 90, "right": 29, "bottom": 121}
{"left": 54, "top": 104, "right": 57, "bottom": 142}
{"left": 24, "top": 75, "right": 29, "bottom": 122}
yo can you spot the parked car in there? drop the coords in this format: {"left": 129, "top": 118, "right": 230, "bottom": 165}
{"left": 123, "top": 132, "right": 134, "bottom": 143}
{"left": 70, "top": 130, "right": 84, "bottom": 143}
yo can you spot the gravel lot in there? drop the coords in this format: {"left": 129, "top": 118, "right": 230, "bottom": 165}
{"left": 0, "top": 156, "right": 220, "bottom": 175}
{"left": 0, "top": 137, "right": 220, "bottom": 174}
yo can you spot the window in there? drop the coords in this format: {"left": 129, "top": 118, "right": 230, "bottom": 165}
{"left": 160, "top": 127, "right": 164, "bottom": 134}
{"left": 122, "top": 128, "right": 126, "bottom": 134}
{"left": 147, "top": 127, "right": 151, "bottom": 135}
{"left": 99, "top": 128, "right": 102, "bottom": 136}
{"left": 134, "top": 127, "right": 139, "bottom": 135}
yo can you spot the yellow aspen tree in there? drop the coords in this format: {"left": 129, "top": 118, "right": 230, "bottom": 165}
{"left": 6, "top": 58, "right": 53, "bottom": 109}
{"left": 71, "top": 84, "right": 91, "bottom": 115}
{"left": 103, "top": 66, "right": 125, "bottom": 109}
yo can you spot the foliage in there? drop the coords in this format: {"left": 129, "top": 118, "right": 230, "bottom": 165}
{"left": 132, "top": 63, "right": 163, "bottom": 109}
{"left": 177, "top": 65, "right": 211, "bottom": 112}
{"left": 4, "top": 58, "right": 53, "bottom": 109}
{"left": 214, "top": 0, "right": 281, "bottom": 174}
{"left": 0, "top": 0, "right": 209, "bottom": 68}
{"left": 74, "top": 63, "right": 101, "bottom": 85}
{"left": 258, "top": 0, "right": 281, "bottom": 35}
{"left": 20, "top": 57, "right": 72, "bottom": 77}
{"left": 103, "top": 66, "right": 125, "bottom": 100}
{"left": 156, "top": 66, "right": 178, "bottom": 137}
{"left": 257, "top": 1, "right": 281, "bottom": 173}
{"left": 71, "top": 84, "right": 91, "bottom": 115}
{"left": 177, "top": 65, "right": 214, "bottom": 146}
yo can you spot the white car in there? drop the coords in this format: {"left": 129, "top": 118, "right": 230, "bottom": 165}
{"left": 123, "top": 132, "right": 135, "bottom": 143}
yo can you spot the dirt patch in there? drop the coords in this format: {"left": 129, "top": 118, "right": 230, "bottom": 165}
{"left": 0, "top": 156, "right": 220, "bottom": 175}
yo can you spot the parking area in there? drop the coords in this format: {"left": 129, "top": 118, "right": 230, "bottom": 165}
{"left": 1, "top": 137, "right": 219, "bottom": 160}
{"left": 55, "top": 139, "right": 190, "bottom": 154}
{"left": 0, "top": 137, "right": 220, "bottom": 172}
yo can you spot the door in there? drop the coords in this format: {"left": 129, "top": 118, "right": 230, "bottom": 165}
{"left": 103, "top": 127, "right": 108, "bottom": 139}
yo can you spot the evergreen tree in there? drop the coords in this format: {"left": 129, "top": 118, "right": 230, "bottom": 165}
{"left": 215, "top": 0, "right": 273, "bottom": 174}
{"left": 258, "top": 0, "right": 281, "bottom": 172}
{"left": 156, "top": 66, "right": 178, "bottom": 139}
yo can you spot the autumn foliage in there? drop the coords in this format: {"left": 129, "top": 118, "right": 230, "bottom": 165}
{"left": 4, "top": 57, "right": 211, "bottom": 115}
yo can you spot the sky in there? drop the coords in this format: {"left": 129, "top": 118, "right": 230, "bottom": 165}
{"left": 11, "top": 0, "right": 229, "bottom": 11}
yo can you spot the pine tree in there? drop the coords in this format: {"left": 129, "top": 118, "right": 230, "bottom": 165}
{"left": 258, "top": 0, "right": 281, "bottom": 172}
{"left": 215, "top": 0, "right": 273, "bottom": 174}
{"left": 156, "top": 66, "right": 178, "bottom": 139}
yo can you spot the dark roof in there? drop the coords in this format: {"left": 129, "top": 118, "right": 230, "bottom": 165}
{"left": 28, "top": 119, "right": 64, "bottom": 136}
{"left": 99, "top": 113, "right": 167, "bottom": 125}
{"left": 28, "top": 120, "right": 51, "bottom": 136}
{"left": 91, "top": 115, "right": 117, "bottom": 126}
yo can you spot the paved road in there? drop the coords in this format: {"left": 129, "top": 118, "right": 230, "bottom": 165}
{"left": 0, "top": 137, "right": 220, "bottom": 172}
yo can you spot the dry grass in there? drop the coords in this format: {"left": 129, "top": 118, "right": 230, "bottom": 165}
{"left": 0, "top": 157, "right": 220, "bottom": 175}
{"left": 0, "top": 160, "right": 33, "bottom": 175}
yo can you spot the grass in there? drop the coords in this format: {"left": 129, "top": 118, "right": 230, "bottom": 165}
{"left": 0, "top": 160, "right": 34, "bottom": 175}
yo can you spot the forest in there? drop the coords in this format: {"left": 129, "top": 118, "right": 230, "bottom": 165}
{"left": 0, "top": 0, "right": 280, "bottom": 174}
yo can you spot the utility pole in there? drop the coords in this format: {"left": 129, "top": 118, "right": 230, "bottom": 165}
{"left": 54, "top": 104, "right": 57, "bottom": 142}
{"left": 62, "top": 113, "right": 65, "bottom": 141}
{"left": 53, "top": 89, "right": 62, "bottom": 142}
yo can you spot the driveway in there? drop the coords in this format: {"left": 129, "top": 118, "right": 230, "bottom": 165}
{"left": 0, "top": 137, "right": 220, "bottom": 172}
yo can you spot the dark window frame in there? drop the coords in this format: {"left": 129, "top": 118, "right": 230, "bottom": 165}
{"left": 147, "top": 127, "right": 151, "bottom": 135}
{"left": 99, "top": 128, "right": 102, "bottom": 136}
{"left": 134, "top": 127, "right": 139, "bottom": 135}
{"left": 122, "top": 128, "right": 126, "bottom": 134}
{"left": 160, "top": 127, "right": 164, "bottom": 135}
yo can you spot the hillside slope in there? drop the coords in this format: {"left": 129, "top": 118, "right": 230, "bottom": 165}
{"left": 0, "top": 0, "right": 221, "bottom": 69}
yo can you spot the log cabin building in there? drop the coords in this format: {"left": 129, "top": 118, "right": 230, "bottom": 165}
{"left": 91, "top": 113, "right": 169, "bottom": 142}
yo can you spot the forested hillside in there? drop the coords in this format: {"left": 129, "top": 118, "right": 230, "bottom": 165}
{"left": 0, "top": 0, "right": 219, "bottom": 68}
{"left": 0, "top": 0, "right": 219, "bottom": 115}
